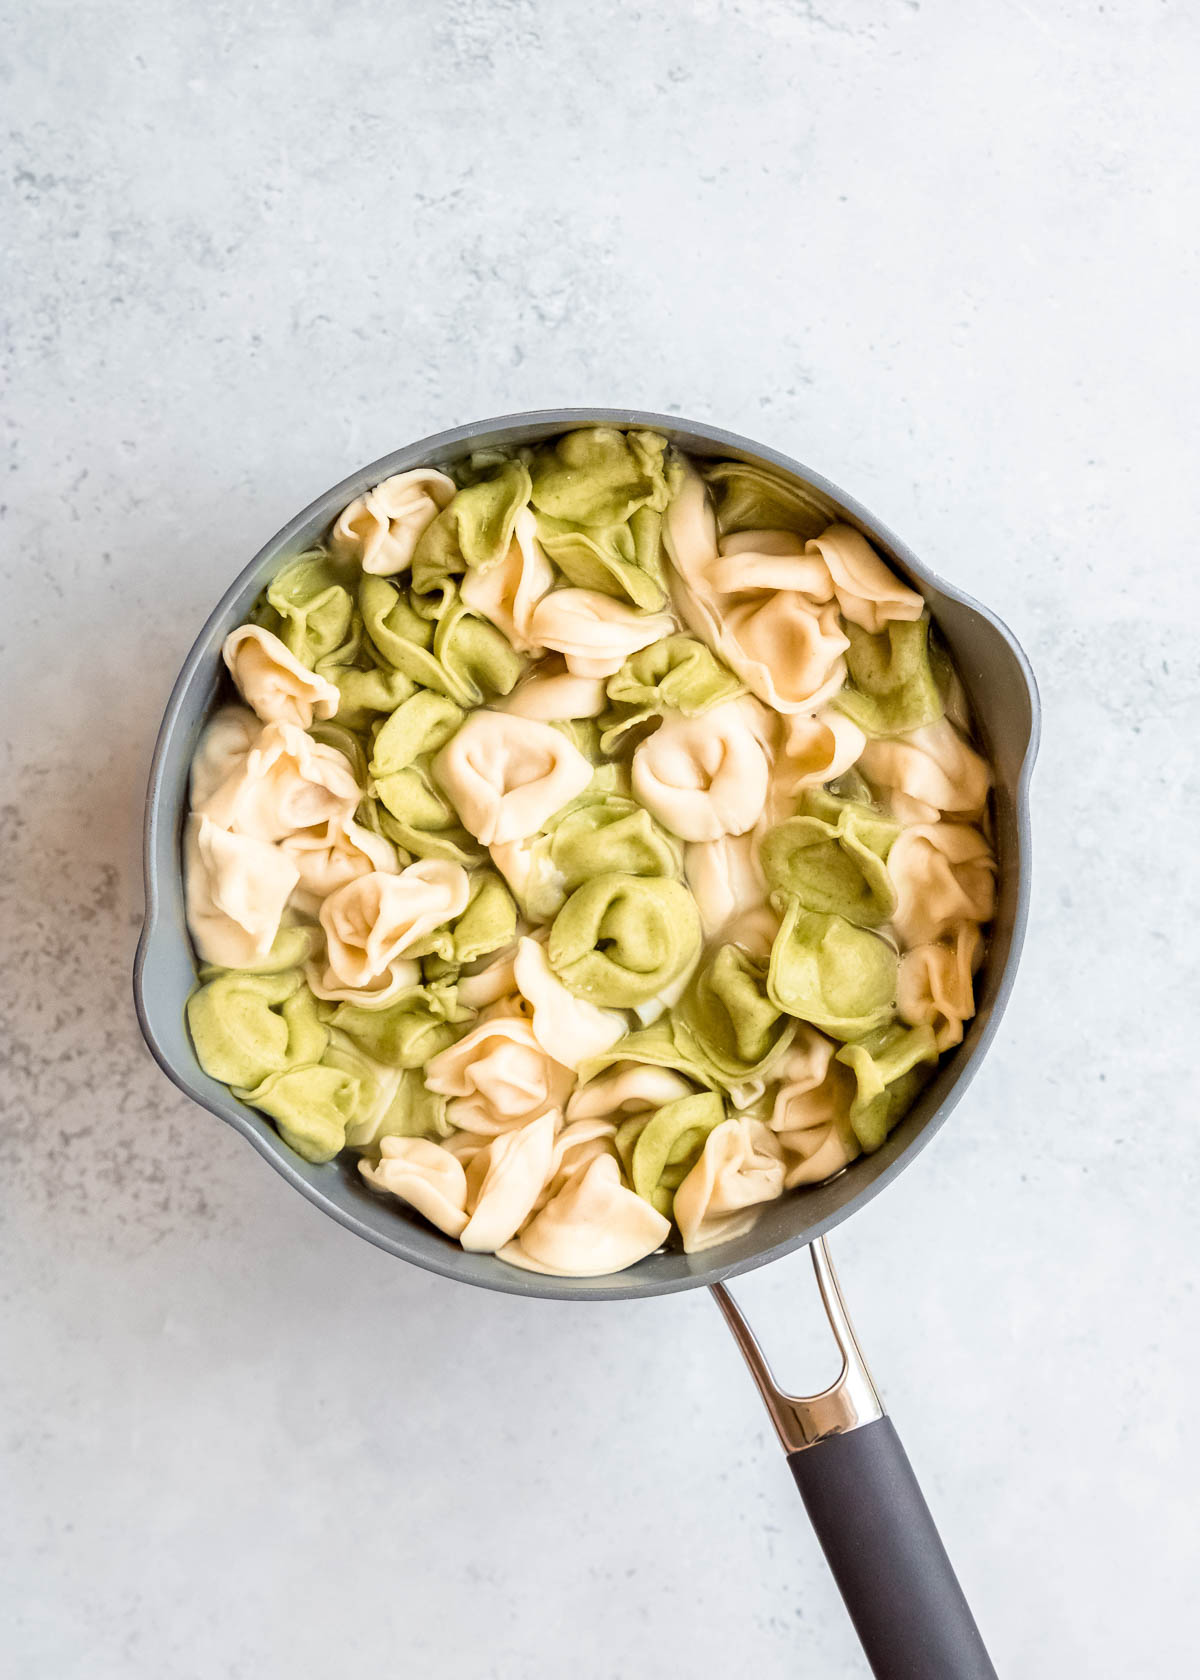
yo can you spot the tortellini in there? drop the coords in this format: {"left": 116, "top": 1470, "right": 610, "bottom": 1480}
{"left": 835, "top": 619, "right": 944, "bottom": 736}
{"left": 615, "top": 1091, "right": 726, "bottom": 1217}
{"left": 411, "top": 459, "right": 534, "bottom": 592}
{"left": 196, "top": 720, "right": 360, "bottom": 844}
{"left": 772, "top": 709, "right": 866, "bottom": 802}
{"left": 280, "top": 816, "right": 398, "bottom": 916}
{"left": 631, "top": 697, "right": 772, "bottom": 842}
{"left": 360, "top": 1137, "right": 471, "bottom": 1238}
{"left": 664, "top": 464, "right": 857, "bottom": 714}
{"left": 491, "top": 788, "right": 681, "bottom": 923}
{"left": 547, "top": 873, "right": 702, "bottom": 1007}
{"left": 188, "top": 964, "right": 328, "bottom": 1090}
{"left": 527, "top": 589, "right": 677, "bottom": 679}
{"left": 311, "top": 861, "right": 471, "bottom": 1005}
{"left": 498, "top": 1153, "right": 671, "bottom": 1277}
{"left": 460, "top": 507, "right": 555, "bottom": 653}
{"left": 360, "top": 574, "right": 525, "bottom": 707}
{"left": 887, "top": 822, "right": 996, "bottom": 947}
{"left": 189, "top": 706, "right": 262, "bottom": 809}
{"left": 859, "top": 717, "right": 991, "bottom": 822}
{"left": 529, "top": 426, "right": 671, "bottom": 527}
{"left": 673, "top": 1118, "right": 786, "bottom": 1253}
{"left": 673, "top": 943, "right": 795, "bottom": 1091}
{"left": 263, "top": 550, "right": 357, "bottom": 668}
{"left": 512, "top": 937, "right": 626, "bottom": 1069}
{"left": 684, "top": 832, "right": 768, "bottom": 939}
{"left": 600, "top": 634, "right": 743, "bottom": 750}
{"left": 458, "top": 1109, "right": 559, "bottom": 1252}
{"left": 432, "top": 709, "right": 594, "bottom": 845}
{"left": 424, "top": 1011, "right": 574, "bottom": 1135}
{"left": 222, "top": 626, "right": 341, "bottom": 730}
{"left": 767, "top": 901, "right": 898, "bottom": 1040}
{"left": 759, "top": 791, "right": 899, "bottom": 928}
{"left": 499, "top": 660, "right": 608, "bottom": 724}
{"left": 184, "top": 815, "right": 300, "bottom": 969}
{"left": 366, "top": 689, "right": 483, "bottom": 866}
{"left": 897, "top": 921, "right": 983, "bottom": 1051}
{"left": 835, "top": 1023, "right": 940, "bottom": 1152}
{"left": 185, "top": 427, "right": 996, "bottom": 1278}
{"left": 331, "top": 468, "right": 457, "bottom": 576}
{"left": 769, "top": 1029, "right": 861, "bottom": 1189}
{"left": 329, "top": 982, "right": 469, "bottom": 1069}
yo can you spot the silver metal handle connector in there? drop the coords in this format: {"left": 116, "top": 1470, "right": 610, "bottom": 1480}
{"left": 711, "top": 1237, "right": 883, "bottom": 1454}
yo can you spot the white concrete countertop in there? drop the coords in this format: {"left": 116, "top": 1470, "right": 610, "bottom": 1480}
{"left": 3, "top": 3, "right": 1197, "bottom": 1675}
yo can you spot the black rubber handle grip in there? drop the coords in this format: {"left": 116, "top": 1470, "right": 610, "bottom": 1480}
{"left": 788, "top": 1417, "right": 997, "bottom": 1680}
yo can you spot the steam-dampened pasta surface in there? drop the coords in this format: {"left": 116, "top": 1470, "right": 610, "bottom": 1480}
{"left": 184, "top": 429, "right": 995, "bottom": 1276}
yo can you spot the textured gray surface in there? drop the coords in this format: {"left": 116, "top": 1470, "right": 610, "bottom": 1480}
{"left": 2, "top": 3, "right": 1196, "bottom": 1676}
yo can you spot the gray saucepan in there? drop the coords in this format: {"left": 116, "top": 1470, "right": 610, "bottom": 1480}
{"left": 134, "top": 409, "right": 1039, "bottom": 1680}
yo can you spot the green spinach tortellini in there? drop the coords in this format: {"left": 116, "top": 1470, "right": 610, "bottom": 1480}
{"left": 836, "top": 1023, "right": 939, "bottom": 1151}
{"left": 360, "top": 575, "right": 525, "bottom": 707}
{"left": 526, "top": 427, "right": 674, "bottom": 610}
{"left": 615, "top": 1091, "right": 726, "bottom": 1217}
{"left": 187, "top": 966, "right": 328, "bottom": 1091}
{"left": 411, "top": 458, "right": 532, "bottom": 596}
{"left": 548, "top": 873, "right": 702, "bottom": 1007}
{"left": 576, "top": 1017, "right": 718, "bottom": 1093}
{"left": 703, "top": 459, "right": 832, "bottom": 540}
{"left": 835, "top": 619, "right": 944, "bottom": 736}
{"left": 674, "top": 944, "right": 796, "bottom": 1088}
{"left": 767, "top": 900, "right": 898, "bottom": 1040}
{"left": 185, "top": 425, "right": 996, "bottom": 1279}
{"left": 329, "top": 982, "right": 469, "bottom": 1069}
{"left": 496, "top": 790, "right": 681, "bottom": 923}
{"left": 530, "top": 426, "right": 671, "bottom": 526}
{"left": 600, "top": 634, "right": 743, "bottom": 750}
{"left": 760, "top": 790, "right": 899, "bottom": 929}
{"left": 321, "top": 1032, "right": 452, "bottom": 1150}
{"left": 257, "top": 550, "right": 358, "bottom": 670}
{"left": 366, "top": 689, "right": 484, "bottom": 866}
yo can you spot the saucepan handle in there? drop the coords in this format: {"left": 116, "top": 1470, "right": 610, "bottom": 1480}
{"left": 712, "top": 1241, "right": 997, "bottom": 1680}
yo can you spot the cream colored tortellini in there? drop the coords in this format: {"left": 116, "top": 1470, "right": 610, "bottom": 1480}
{"left": 887, "top": 822, "right": 996, "bottom": 947}
{"left": 528, "top": 589, "right": 676, "bottom": 679}
{"left": 458, "top": 1109, "right": 560, "bottom": 1252}
{"left": 460, "top": 507, "right": 555, "bottom": 654}
{"left": 512, "top": 937, "right": 626, "bottom": 1069}
{"left": 673, "top": 1118, "right": 786, "bottom": 1253}
{"left": 433, "top": 709, "right": 594, "bottom": 845}
{"left": 360, "top": 1137, "right": 471, "bottom": 1238}
{"left": 769, "top": 1029, "right": 860, "bottom": 1188}
{"left": 897, "top": 922, "right": 983, "bottom": 1050}
{"left": 185, "top": 426, "right": 996, "bottom": 1280}
{"left": 184, "top": 815, "right": 300, "bottom": 969}
{"left": 498, "top": 1153, "right": 671, "bottom": 1276}
{"left": 281, "top": 817, "right": 398, "bottom": 916}
{"left": 222, "top": 626, "right": 341, "bottom": 730}
{"left": 498, "top": 660, "right": 608, "bottom": 724}
{"left": 331, "top": 467, "right": 458, "bottom": 575}
{"left": 197, "top": 721, "right": 360, "bottom": 843}
{"left": 772, "top": 709, "right": 866, "bottom": 803}
{"left": 684, "top": 831, "right": 767, "bottom": 939}
{"left": 311, "top": 861, "right": 471, "bottom": 1005}
{"left": 424, "top": 1010, "right": 574, "bottom": 1135}
{"left": 631, "top": 697, "right": 772, "bottom": 842}
{"left": 859, "top": 717, "right": 991, "bottom": 822}
{"left": 664, "top": 463, "right": 874, "bottom": 715}
{"left": 189, "top": 705, "right": 262, "bottom": 808}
